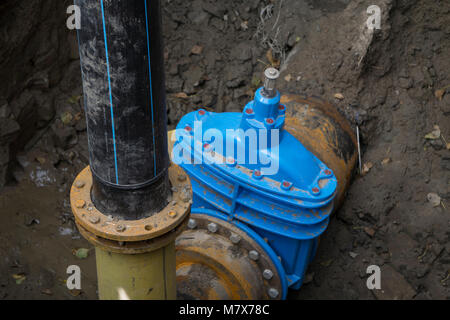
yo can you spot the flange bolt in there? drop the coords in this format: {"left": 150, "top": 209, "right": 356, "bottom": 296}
{"left": 263, "top": 269, "right": 274, "bottom": 280}
{"left": 116, "top": 224, "right": 127, "bottom": 233}
{"left": 207, "top": 223, "right": 218, "bottom": 233}
{"left": 188, "top": 219, "right": 197, "bottom": 229}
{"left": 230, "top": 233, "right": 241, "bottom": 244}
{"left": 268, "top": 288, "right": 279, "bottom": 299}
{"left": 249, "top": 250, "right": 260, "bottom": 261}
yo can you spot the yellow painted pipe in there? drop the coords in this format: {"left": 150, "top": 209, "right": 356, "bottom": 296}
{"left": 95, "top": 242, "right": 176, "bottom": 300}
{"left": 71, "top": 164, "right": 190, "bottom": 300}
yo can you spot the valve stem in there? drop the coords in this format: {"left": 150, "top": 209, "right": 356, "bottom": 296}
{"left": 263, "top": 67, "right": 280, "bottom": 98}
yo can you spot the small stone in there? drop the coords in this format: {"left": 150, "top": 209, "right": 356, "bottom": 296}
{"left": 427, "top": 193, "right": 441, "bottom": 207}
{"left": 362, "top": 162, "right": 374, "bottom": 175}
{"left": 207, "top": 223, "right": 218, "bottom": 233}
{"left": 364, "top": 227, "right": 376, "bottom": 237}
{"left": 60, "top": 111, "right": 74, "bottom": 126}
{"left": 334, "top": 93, "right": 345, "bottom": 100}
{"left": 191, "top": 45, "right": 203, "bottom": 55}
{"left": 41, "top": 289, "right": 53, "bottom": 296}
{"left": 349, "top": 252, "right": 359, "bottom": 259}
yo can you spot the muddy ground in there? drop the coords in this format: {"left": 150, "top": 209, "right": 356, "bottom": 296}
{"left": 0, "top": 0, "right": 449, "bottom": 299}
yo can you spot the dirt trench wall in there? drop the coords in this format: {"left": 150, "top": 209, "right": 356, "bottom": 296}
{"left": 0, "top": 0, "right": 77, "bottom": 187}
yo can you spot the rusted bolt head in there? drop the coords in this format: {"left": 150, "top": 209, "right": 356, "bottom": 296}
{"left": 181, "top": 191, "right": 191, "bottom": 203}
{"left": 249, "top": 250, "right": 259, "bottom": 261}
{"left": 116, "top": 224, "right": 126, "bottom": 233}
{"left": 75, "top": 181, "right": 85, "bottom": 189}
{"left": 263, "top": 269, "right": 274, "bottom": 280}
{"left": 312, "top": 187, "right": 320, "bottom": 194}
{"left": 178, "top": 175, "right": 187, "bottom": 182}
{"left": 268, "top": 288, "right": 279, "bottom": 299}
{"left": 325, "top": 169, "right": 332, "bottom": 175}
{"left": 89, "top": 216, "right": 100, "bottom": 225}
{"left": 145, "top": 225, "right": 152, "bottom": 231}
{"left": 184, "top": 125, "right": 192, "bottom": 132}
{"left": 226, "top": 157, "right": 236, "bottom": 167}
{"left": 266, "top": 118, "right": 274, "bottom": 125}
{"left": 245, "top": 108, "right": 254, "bottom": 115}
{"left": 207, "top": 223, "right": 218, "bottom": 233}
{"left": 282, "top": 181, "right": 292, "bottom": 190}
{"left": 198, "top": 109, "right": 206, "bottom": 116}
{"left": 230, "top": 233, "right": 241, "bottom": 244}
{"left": 75, "top": 200, "right": 86, "bottom": 209}
{"left": 188, "top": 219, "right": 197, "bottom": 229}
{"left": 168, "top": 211, "right": 178, "bottom": 219}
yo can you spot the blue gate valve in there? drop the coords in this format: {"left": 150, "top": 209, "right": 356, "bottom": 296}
{"left": 173, "top": 68, "right": 338, "bottom": 299}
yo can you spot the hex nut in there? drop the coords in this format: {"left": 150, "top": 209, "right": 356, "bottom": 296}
{"left": 268, "top": 288, "right": 279, "bottom": 299}
{"left": 263, "top": 269, "right": 274, "bottom": 280}
{"left": 249, "top": 250, "right": 259, "bottom": 261}
{"left": 116, "top": 224, "right": 126, "bottom": 233}
{"left": 188, "top": 219, "right": 197, "bottom": 229}
{"left": 230, "top": 233, "right": 241, "bottom": 244}
{"left": 75, "top": 200, "right": 86, "bottom": 209}
{"left": 207, "top": 223, "right": 218, "bottom": 233}
{"left": 168, "top": 211, "right": 178, "bottom": 219}
{"left": 89, "top": 216, "right": 100, "bottom": 224}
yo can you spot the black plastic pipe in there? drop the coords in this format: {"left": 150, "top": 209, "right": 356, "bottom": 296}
{"left": 75, "top": 0, "right": 170, "bottom": 220}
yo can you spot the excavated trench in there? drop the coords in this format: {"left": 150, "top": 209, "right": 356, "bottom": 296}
{"left": 0, "top": 0, "right": 449, "bottom": 299}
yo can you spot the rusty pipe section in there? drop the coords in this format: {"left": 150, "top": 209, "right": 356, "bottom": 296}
{"left": 282, "top": 94, "right": 358, "bottom": 208}
{"left": 75, "top": 0, "right": 169, "bottom": 220}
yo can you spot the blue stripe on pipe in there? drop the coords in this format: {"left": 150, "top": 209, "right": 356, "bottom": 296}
{"left": 100, "top": 0, "right": 120, "bottom": 185}
{"left": 144, "top": 0, "right": 158, "bottom": 177}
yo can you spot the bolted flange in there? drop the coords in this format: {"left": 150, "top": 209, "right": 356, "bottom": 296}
{"left": 70, "top": 164, "right": 191, "bottom": 254}
{"left": 176, "top": 214, "right": 284, "bottom": 300}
